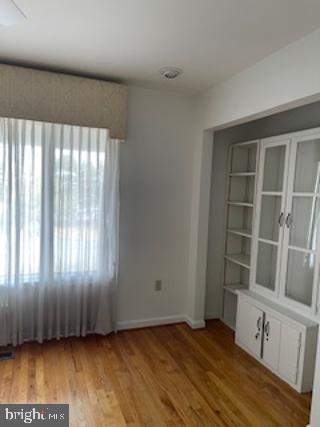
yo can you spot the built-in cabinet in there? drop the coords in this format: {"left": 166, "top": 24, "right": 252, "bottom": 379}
{"left": 236, "top": 291, "right": 318, "bottom": 392}
{"left": 220, "top": 127, "right": 320, "bottom": 392}
{"left": 252, "top": 129, "right": 320, "bottom": 317}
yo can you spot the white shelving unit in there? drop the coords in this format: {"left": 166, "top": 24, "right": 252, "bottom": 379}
{"left": 221, "top": 140, "right": 259, "bottom": 330}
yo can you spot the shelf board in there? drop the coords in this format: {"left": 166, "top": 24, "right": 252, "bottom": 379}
{"left": 227, "top": 228, "right": 252, "bottom": 238}
{"left": 224, "top": 283, "right": 248, "bottom": 295}
{"left": 225, "top": 253, "right": 251, "bottom": 269}
{"left": 229, "top": 172, "right": 256, "bottom": 177}
{"left": 227, "top": 201, "right": 254, "bottom": 208}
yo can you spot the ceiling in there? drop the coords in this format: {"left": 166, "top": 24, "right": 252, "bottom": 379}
{"left": 1, "top": 0, "right": 320, "bottom": 93}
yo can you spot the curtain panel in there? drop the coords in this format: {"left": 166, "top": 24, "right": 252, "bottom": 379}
{"left": 0, "top": 117, "right": 120, "bottom": 346}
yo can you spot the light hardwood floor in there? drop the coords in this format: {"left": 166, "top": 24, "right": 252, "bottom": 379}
{"left": 0, "top": 320, "right": 311, "bottom": 426}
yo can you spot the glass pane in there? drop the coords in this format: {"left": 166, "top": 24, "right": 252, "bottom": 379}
{"left": 285, "top": 249, "right": 314, "bottom": 306}
{"left": 256, "top": 242, "right": 277, "bottom": 291}
{"left": 289, "top": 197, "right": 320, "bottom": 250}
{"left": 263, "top": 145, "right": 286, "bottom": 192}
{"left": 259, "top": 195, "right": 281, "bottom": 242}
{"left": 294, "top": 139, "right": 320, "bottom": 193}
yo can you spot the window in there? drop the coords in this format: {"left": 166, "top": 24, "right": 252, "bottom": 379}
{"left": 0, "top": 118, "right": 119, "bottom": 286}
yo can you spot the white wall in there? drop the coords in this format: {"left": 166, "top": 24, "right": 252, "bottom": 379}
{"left": 117, "top": 85, "right": 196, "bottom": 328}
{"left": 199, "top": 28, "right": 320, "bottom": 131}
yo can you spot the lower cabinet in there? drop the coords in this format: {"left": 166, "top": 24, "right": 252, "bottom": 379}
{"left": 236, "top": 291, "right": 318, "bottom": 393}
{"left": 263, "top": 312, "right": 281, "bottom": 372}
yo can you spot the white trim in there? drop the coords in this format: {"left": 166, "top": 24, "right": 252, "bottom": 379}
{"left": 231, "top": 139, "right": 259, "bottom": 147}
{"left": 116, "top": 315, "right": 185, "bottom": 331}
{"left": 225, "top": 254, "right": 250, "bottom": 269}
{"left": 227, "top": 201, "right": 254, "bottom": 207}
{"left": 116, "top": 315, "right": 206, "bottom": 331}
{"left": 257, "top": 237, "right": 279, "bottom": 246}
{"left": 229, "top": 172, "right": 256, "bottom": 177}
{"left": 184, "top": 316, "right": 206, "bottom": 329}
{"left": 226, "top": 228, "right": 252, "bottom": 238}
{"left": 292, "top": 192, "right": 320, "bottom": 197}
{"left": 260, "top": 127, "right": 320, "bottom": 145}
{"left": 261, "top": 191, "right": 283, "bottom": 196}
{"left": 287, "top": 244, "right": 315, "bottom": 254}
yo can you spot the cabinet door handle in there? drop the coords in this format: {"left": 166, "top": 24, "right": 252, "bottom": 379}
{"left": 264, "top": 321, "right": 270, "bottom": 337}
{"left": 278, "top": 212, "right": 285, "bottom": 227}
{"left": 257, "top": 316, "right": 262, "bottom": 331}
{"left": 286, "top": 213, "right": 293, "bottom": 228}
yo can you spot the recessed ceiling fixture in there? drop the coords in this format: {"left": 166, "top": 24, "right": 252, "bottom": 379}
{"left": 0, "top": 0, "right": 26, "bottom": 26}
{"left": 159, "top": 67, "right": 183, "bottom": 80}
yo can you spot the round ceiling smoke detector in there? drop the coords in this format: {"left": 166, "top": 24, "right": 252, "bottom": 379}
{"left": 159, "top": 67, "right": 183, "bottom": 80}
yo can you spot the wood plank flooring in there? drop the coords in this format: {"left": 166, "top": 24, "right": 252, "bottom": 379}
{"left": 0, "top": 320, "right": 311, "bottom": 426}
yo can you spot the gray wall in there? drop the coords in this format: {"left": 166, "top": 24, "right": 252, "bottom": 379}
{"left": 206, "top": 100, "right": 320, "bottom": 318}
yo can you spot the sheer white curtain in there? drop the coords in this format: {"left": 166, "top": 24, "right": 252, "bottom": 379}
{"left": 0, "top": 117, "right": 119, "bottom": 346}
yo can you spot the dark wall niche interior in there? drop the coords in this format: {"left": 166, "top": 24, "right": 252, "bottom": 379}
{"left": 215, "top": 100, "right": 320, "bottom": 144}
{"left": 205, "top": 100, "right": 320, "bottom": 319}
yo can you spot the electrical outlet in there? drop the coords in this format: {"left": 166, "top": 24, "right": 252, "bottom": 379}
{"left": 155, "top": 280, "right": 162, "bottom": 291}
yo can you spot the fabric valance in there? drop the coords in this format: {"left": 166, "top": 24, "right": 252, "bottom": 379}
{"left": 0, "top": 64, "right": 127, "bottom": 140}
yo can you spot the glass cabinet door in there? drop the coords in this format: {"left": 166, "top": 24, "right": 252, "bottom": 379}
{"left": 253, "top": 140, "right": 289, "bottom": 293}
{"left": 281, "top": 136, "right": 320, "bottom": 310}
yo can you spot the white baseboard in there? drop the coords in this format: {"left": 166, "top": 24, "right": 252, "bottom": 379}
{"left": 116, "top": 315, "right": 206, "bottom": 331}
{"left": 116, "top": 315, "right": 185, "bottom": 331}
{"left": 184, "top": 316, "right": 206, "bottom": 329}
{"left": 205, "top": 311, "right": 220, "bottom": 320}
